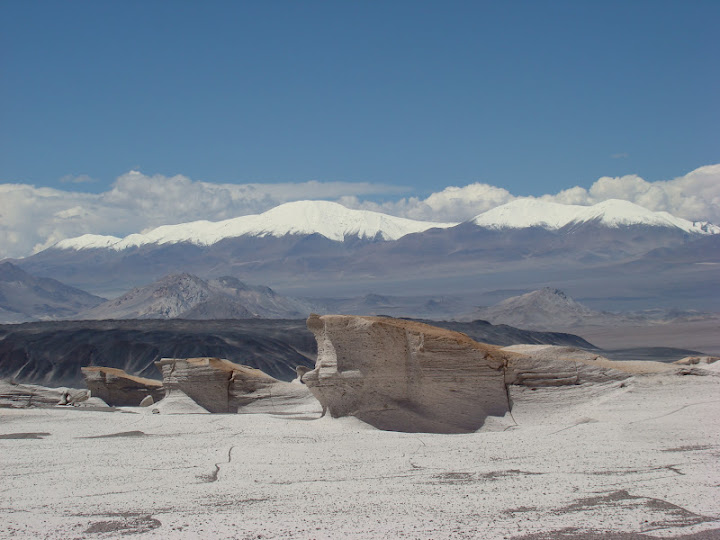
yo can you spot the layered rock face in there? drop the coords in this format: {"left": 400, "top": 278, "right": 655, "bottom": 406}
{"left": 303, "top": 315, "right": 670, "bottom": 433}
{"left": 155, "top": 357, "right": 316, "bottom": 414}
{"left": 81, "top": 367, "right": 165, "bottom": 406}
{"left": 0, "top": 380, "right": 90, "bottom": 408}
{"left": 303, "top": 314, "right": 511, "bottom": 433}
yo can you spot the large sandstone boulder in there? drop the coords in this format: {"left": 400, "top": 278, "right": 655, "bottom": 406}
{"left": 81, "top": 367, "right": 165, "bottom": 406}
{"left": 303, "top": 315, "right": 675, "bottom": 433}
{"left": 154, "top": 357, "right": 318, "bottom": 414}
{"left": 303, "top": 314, "right": 512, "bottom": 433}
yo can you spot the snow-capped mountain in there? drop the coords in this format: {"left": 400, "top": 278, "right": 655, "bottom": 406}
{"left": 55, "top": 200, "right": 458, "bottom": 251}
{"left": 471, "top": 199, "right": 720, "bottom": 234}
{"left": 11, "top": 198, "right": 719, "bottom": 309}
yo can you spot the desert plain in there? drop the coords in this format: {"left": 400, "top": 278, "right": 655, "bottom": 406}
{"left": 2, "top": 359, "right": 719, "bottom": 540}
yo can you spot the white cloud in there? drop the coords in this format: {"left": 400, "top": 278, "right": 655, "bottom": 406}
{"left": 345, "top": 165, "right": 720, "bottom": 225}
{"left": 1, "top": 165, "right": 718, "bottom": 260}
{"left": 0, "top": 172, "right": 407, "bottom": 259}
{"left": 338, "top": 183, "right": 515, "bottom": 222}
{"left": 541, "top": 164, "right": 720, "bottom": 224}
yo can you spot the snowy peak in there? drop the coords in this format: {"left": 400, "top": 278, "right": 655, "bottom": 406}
{"left": 55, "top": 234, "right": 123, "bottom": 250}
{"left": 471, "top": 199, "right": 720, "bottom": 234}
{"left": 54, "top": 200, "right": 458, "bottom": 251}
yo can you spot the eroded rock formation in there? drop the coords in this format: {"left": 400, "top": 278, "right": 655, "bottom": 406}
{"left": 675, "top": 355, "right": 720, "bottom": 365}
{"left": 303, "top": 315, "right": 672, "bottom": 433}
{"left": 81, "top": 367, "right": 164, "bottom": 406}
{"left": 155, "top": 357, "right": 317, "bottom": 414}
{"left": 303, "top": 314, "right": 512, "bottom": 433}
{"left": 0, "top": 380, "right": 89, "bottom": 408}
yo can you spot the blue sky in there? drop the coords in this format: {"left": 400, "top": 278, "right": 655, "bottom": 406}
{"left": 2, "top": 0, "right": 718, "bottom": 198}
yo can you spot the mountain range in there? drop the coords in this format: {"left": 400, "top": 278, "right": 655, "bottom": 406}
{"left": 7, "top": 198, "right": 720, "bottom": 310}
{"left": 2, "top": 258, "right": 715, "bottom": 330}
{"left": 55, "top": 200, "right": 458, "bottom": 250}
{"left": 80, "top": 273, "right": 315, "bottom": 320}
{"left": 0, "top": 262, "right": 104, "bottom": 323}
{"left": 464, "top": 287, "right": 718, "bottom": 330}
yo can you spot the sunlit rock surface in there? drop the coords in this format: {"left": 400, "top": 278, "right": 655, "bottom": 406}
{"left": 303, "top": 314, "right": 512, "bottom": 433}
{"left": 155, "top": 357, "right": 318, "bottom": 414}
{"left": 81, "top": 367, "right": 164, "bottom": 406}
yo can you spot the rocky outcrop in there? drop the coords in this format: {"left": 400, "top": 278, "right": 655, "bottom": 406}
{"left": 0, "top": 379, "right": 90, "bottom": 408}
{"left": 674, "top": 355, "right": 720, "bottom": 365}
{"left": 303, "top": 315, "right": 673, "bottom": 433}
{"left": 303, "top": 315, "right": 512, "bottom": 433}
{"left": 81, "top": 367, "right": 164, "bottom": 406}
{"left": 501, "top": 344, "right": 671, "bottom": 384}
{"left": 155, "top": 357, "right": 318, "bottom": 414}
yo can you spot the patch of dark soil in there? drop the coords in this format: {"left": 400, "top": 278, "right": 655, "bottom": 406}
{"left": 662, "top": 445, "right": 712, "bottom": 452}
{"left": 83, "top": 513, "right": 161, "bottom": 535}
{"left": 81, "top": 430, "right": 147, "bottom": 439}
{"left": 432, "top": 469, "right": 542, "bottom": 484}
{"left": 0, "top": 432, "right": 50, "bottom": 439}
{"left": 512, "top": 527, "right": 720, "bottom": 539}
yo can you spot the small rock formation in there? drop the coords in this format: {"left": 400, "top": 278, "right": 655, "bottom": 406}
{"left": 139, "top": 395, "right": 154, "bottom": 407}
{"left": 58, "top": 388, "right": 90, "bottom": 406}
{"left": 0, "top": 380, "right": 89, "bottom": 408}
{"left": 81, "top": 367, "right": 165, "bottom": 406}
{"left": 155, "top": 357, "right": 318, "bottom": 414}
{"left": 303, "top": 315, "right": 674, "bottom": 433}
{"left": 303, "top": 314, "right": 511, "bottom": 433}
{"left": 675, "top": 355, "right": 720, "bottom": 365}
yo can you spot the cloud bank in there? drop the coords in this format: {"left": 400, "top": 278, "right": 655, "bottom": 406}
{"left": 1, "top": 165, "right": 718, "bottom": 259}
{"left": 341, "top": 164, "right": 720, "bottom": 224}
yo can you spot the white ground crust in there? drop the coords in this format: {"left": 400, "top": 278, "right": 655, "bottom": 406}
{"left": 1, "top": 368, "right": 719, "bottom": 539}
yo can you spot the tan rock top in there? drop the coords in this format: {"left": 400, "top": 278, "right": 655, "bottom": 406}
{"left": 307, "top": 313, "right": 507, "bottom": 353}
{"left": 156, "top": 357, "right": 277, "bottom": 381}
{"left": 154, "top": 357, "right": 308, "bottom": 413}
{"left": 80, "top": 366, "right": 163, "bottom": 387}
